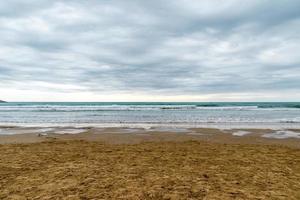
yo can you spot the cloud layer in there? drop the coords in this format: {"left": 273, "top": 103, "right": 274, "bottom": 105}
{"left": 1, "top": 0, "right": 300, "bottom": 101}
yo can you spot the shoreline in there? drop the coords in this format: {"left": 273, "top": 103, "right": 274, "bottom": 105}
{"left": 0, "top": 127, "right": 299, "bottom": 148}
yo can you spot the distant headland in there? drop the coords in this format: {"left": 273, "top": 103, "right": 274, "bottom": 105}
{"left": 0, "top": 100, "right": 6, "bottom": 103}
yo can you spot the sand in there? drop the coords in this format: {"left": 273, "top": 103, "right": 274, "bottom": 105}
{"left": 0, "top": 128, "right": 300, "bottom": 199}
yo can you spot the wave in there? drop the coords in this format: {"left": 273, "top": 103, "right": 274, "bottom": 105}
{"left": 0, "top": 105, "right": 198, "bottom": 112}
{"left": 0, "top": 106, "right": 298, "bottom": 112}
{"left": 0, "top": 103, "right": 300, "bottom": 111}
{"left": 278, "top": 118, "right": 300, "bottom": 123}
{"left": 257, "top": 104, "right": 300, "bottom": 109}
{"left": 0, "top": 105, "right": 263, "bottom": 111}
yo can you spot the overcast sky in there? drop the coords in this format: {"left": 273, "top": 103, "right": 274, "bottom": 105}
{"left": 1, "top": 0, "right": 300, "bottom": 101}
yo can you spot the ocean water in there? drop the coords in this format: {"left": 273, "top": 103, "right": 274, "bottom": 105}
{"left": 0, "top": 102, "right": 300, "bottom": 129}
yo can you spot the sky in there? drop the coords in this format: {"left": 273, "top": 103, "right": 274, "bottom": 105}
{"left": 0, "top": 0, "right": 300, "bottom": 102}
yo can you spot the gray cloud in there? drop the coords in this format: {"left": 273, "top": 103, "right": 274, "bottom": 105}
{"left": 0, "top": 0, "right": 300, "bottom": 99}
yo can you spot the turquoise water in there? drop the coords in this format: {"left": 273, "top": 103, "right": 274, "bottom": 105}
{"left": 0, "top": 102, "right": 300, "bottom": 128}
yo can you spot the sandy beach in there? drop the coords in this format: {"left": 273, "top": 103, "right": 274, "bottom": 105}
{"left": 2, "top": 0, "right": 300, "bottom": 198}
{"left": 0, "top": 127, "right": 300, "bottom": 199}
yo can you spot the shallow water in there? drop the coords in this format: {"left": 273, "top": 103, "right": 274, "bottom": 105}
{"left": 262, "top": 130, "right": 300, "bottom": 139}
{"left": 232, "top": 130, "right": 251, "bottom": 136}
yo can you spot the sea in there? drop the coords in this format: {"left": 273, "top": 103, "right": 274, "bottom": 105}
{"left": 0, "top": 102, "right": 300, "bottom": 129}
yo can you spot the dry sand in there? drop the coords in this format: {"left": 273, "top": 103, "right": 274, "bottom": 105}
{"left": 0, "top": 128, "right": 300, "bottom": 199}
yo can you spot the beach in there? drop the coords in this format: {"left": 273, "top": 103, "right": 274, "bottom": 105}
{"left": 0, "top": 127, "right": 300, "bottom": 199}
{"left": 2, "top": 0, "right": 300, "bottom": 198}
{"left": 1, "top": 103, "right": 300, "bottom": 199}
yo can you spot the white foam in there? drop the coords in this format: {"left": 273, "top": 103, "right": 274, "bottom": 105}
{"left": 54, "top": 129, "right": 87, "bottom": 134}
{"left": 0, "top": 105, "right": 198, "bottom": 111}
{"left": 0, "top": 128, "right": 54, "bottom": 135}
{"left": 32, "top": 128, "right": 55, "bottom": 133}
{"left": 232, "top": 130, "right": 251, "bottom": 136}
{"left": 262, "top": 130, "right": 300, "bottom": 139}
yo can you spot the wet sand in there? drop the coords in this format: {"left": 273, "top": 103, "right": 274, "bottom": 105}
{"left": 0, "top": 128, "right": 300, "bottom": 199}
{"left": 1, "top": 127, "right": 300, "bottom": 148}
